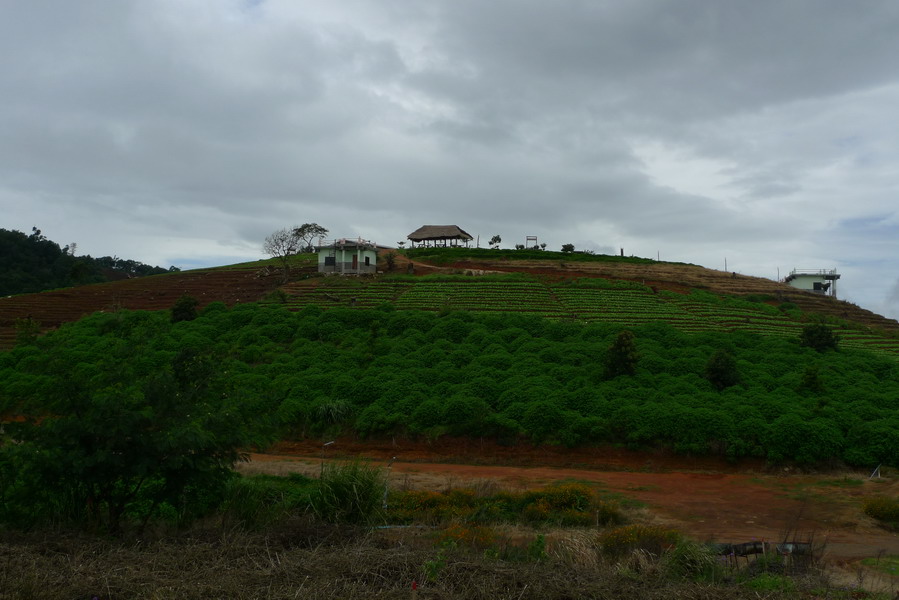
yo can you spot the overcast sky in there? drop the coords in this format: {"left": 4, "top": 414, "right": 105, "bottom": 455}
{"left": 3, "top": 1, "right": 898, "bottom": 318}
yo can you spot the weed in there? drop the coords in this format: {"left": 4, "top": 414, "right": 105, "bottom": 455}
{"left": 814, "top": 477, "right": 863, "bottom": 488}
{"left": 312, "top": 460, "right": 387, "bottom": 525}
{"left": 860, "top": 554, "right": 899, "bottom": 577}
{"left": 527, "top": 534, "right": 548, "bottom": 561}
{"left": 663, "top": 539, "right": 723, "bottom": 581}
{"left": 744, "top": 572, "right": 796, "bottom": 592}
{"left": 423, "top": 549, "right": 448, "bottom": 583}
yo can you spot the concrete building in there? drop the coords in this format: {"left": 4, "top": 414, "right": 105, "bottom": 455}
{"left": 317, "top": 238, "right": 378, "bottom": 274}
{"left": 784, "top": 268, "right": 841, "bottom": 297}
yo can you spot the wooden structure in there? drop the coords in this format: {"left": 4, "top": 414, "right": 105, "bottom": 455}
{"left": 317, "top": 238, "right": 378, "bottom": 274}
{"left": 407, "top": 225, "right": 473, "bottom": 248}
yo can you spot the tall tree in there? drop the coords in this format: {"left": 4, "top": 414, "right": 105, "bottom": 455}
{"left": 293, "top": 223, "right": 329, "bottom": 253}
{"left": 705, "top": 349, "right": 740, "bottom": 391}
{"left": 800, "top": 323, "right": 840, "bottom": 352}
{"left": 604, "top": 330, "right": 639, "bottom": 378}
{"left": 0, "top": 314, "right": 273, "bottom": 532}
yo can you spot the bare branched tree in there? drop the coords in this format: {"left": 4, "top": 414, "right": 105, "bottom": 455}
{"left": 263, "top": 227, "right": 300, "bottom": 282}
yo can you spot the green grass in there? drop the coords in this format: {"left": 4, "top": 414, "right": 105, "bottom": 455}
{"left": 813, "top": 477, "right": 864, "bottom": 488}
{"left": 861, "top": 555, "right": 899, "bottom": 577}
{"left": 405, "top": 246, "right": 685, "bottom": 265}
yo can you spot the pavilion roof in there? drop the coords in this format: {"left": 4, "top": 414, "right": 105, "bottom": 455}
{"left": 407, "top": 225, "right": 473, "bottom": 242}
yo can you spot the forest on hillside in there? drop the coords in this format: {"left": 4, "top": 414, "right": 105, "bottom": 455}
{"left": 2, "top": 302, "right": 896, "bottom": 467}
{"left": 0, "top": 227, "right": 179, "bottom": 296}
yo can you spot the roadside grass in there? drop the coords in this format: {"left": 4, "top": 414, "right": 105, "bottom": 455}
{"left": 387, "top": 481, "right": 627, "bottom": 527}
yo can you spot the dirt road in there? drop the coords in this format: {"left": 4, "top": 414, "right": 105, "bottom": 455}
{"left": 244, "top": 448, "right": 899, "bottom": 564}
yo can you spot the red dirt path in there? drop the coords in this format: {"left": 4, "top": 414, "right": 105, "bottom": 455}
{"left": 246, "top": 439, "right": 899, "bottom": 565}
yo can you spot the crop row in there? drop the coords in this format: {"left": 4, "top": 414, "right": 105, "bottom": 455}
{"left": 265, "top": 278, "right": 899, "bottom": 354}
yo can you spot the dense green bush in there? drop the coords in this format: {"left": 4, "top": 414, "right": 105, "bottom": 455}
{"left": 2, "top": 302, "right": 898, "bottom": 469}
{"left": 800, "top": 323, "right": 840, "bottom": 352}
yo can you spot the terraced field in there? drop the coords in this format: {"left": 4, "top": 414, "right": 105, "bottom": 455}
{"left": 4, "top": 252, "right": 898, "bottom": 357}
{"left": 274, "top": 276, "right": 899, "bottom": 358}
{"left": 440, "top": 256, "right": 899, "bottom": 332}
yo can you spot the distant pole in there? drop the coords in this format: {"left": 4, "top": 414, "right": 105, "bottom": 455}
{"left": 657, "top": 250, "right": 659, "bottom": 261}
{"left": 476, "top": 235, "right": 480, "bottom": 249}
{"left": 777, "top": 267, "right": 780, "bottom": 281}
{"left": 724, "top": 257, "right": 727, "bottom": 271}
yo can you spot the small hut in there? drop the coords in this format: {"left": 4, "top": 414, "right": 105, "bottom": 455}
{"left": 407, "top": 225, "right": 473, "bottom": 248}
{"left": 317, "top": 238, "right": 378, "bottom": 274}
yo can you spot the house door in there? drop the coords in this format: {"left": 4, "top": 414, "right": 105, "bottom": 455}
{"left": 352, "top": 255, "right": 358, "bottom": 270}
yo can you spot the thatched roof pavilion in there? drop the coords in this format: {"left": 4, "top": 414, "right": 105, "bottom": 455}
{"left": 407, "top": 225, "right": 473, "bottom": 248}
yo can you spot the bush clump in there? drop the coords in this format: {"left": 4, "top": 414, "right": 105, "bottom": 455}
{"left": 598, "top": 524, "right": 680, "bottom": 558}
{"left": 312, "top": 460, "right": 387, "bottom": 525}
{"left": 388, "top": 482, "right": 622, "bottom": 527}
{"left": 863, "top": 496, "right": 899, "bottom": 525}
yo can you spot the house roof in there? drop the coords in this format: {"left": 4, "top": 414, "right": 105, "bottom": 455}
{"left": 407, "top": 225, "right": 473, "bottom": 242}
{"left": 317, "top": 238, "right": 377, "bottom": 251}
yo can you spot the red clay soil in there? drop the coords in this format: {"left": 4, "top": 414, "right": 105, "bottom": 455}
{"left": 0, "top": 263, "right": 313, "bottom": 349}
{"left": 249, "top": 438, "right": 899, "bottom": 564}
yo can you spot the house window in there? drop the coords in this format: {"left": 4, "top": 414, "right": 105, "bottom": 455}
{"left": 364, "top": 256, "right": 370, "bottom": 266}
{"left": 324, "top": 256, "right": 336, "bottom": 266}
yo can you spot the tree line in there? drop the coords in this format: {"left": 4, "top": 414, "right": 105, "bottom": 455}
{"left": 0, "top": 227, "right": 178, "bottom": 296}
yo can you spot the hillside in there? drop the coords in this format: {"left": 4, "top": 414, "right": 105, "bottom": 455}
{"left": 4, "top": 298, "right": 898, "bottom": 467}
{"left": 2, "top": 249, "right": 898, "bottom": 354}
{"left": 0, "top": 256, "right": 315, "bottom": 348}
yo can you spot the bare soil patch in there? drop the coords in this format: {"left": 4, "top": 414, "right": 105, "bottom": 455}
{"left": 0, "top": 262, "right": 313, "bottom": 348}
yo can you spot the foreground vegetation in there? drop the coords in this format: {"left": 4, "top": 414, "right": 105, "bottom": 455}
{"left": 1, "top": 523, "right": 855, "bottom": 600}
{"left": 0, "top": 468, "right": 882, "bottom": 599}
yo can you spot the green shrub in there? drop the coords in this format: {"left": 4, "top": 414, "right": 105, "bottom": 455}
{"left": 171, "top": 294, "right": 199, "bottom": 323}
{"left": 598, "top": 524, "right": 680, "bottom": 557}
{"left": 863, "top": 496, "right": 899, "bottom": 524}
{"left": 662, "top": 539, "right": 722, "bottom": 581}
{"left": 744, "top": 573, "right": 796, "bottom": 592}
{"left": 800, "top": 323, "right": 840, "bottom": 352}
{"left": 220, "top": 474, "right": 314, "bottom": 529}
{"left": 312, "top": 461, "right": 387, "bottom": 525}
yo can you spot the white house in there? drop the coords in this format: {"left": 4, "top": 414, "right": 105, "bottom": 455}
{"left": 317, "top": 238, "right": 378, "bottom": 274}
{"left": 784, "top": 268, "right": 841, "bottom": 297}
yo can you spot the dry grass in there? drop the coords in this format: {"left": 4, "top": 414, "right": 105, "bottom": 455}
{"left": 0, "top": 523, "right": 858, "bottom": 600}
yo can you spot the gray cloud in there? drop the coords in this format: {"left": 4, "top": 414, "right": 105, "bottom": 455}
{"left": 2, "top": 0, "right": 898, "bottom": 318}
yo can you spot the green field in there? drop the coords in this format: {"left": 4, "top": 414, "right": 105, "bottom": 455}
{"left": 275, "top": 275, "right": 899, "bottom": 358}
